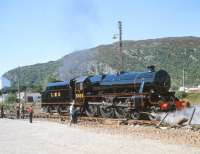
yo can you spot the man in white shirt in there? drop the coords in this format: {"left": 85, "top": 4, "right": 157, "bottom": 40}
{"left": 69, "top": 101, "right": 77, "bottom": 126}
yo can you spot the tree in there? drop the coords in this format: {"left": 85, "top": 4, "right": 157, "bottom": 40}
{"left": 5, "top": 93, "right": 17, "bottom": 104}
{"left": 47, "top": 75, "right": 57, "bottom": 83}
{"left": 32, "top": 84, "right": 43, "bottom": 93}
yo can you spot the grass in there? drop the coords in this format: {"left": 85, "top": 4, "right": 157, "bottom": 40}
{"left": 184, "top": 93, "right": 200, "bottom": 104}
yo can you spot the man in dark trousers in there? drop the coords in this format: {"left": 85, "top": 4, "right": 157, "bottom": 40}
{"left": 1, "top": 104, "right": 4, "bottom": 118}
{"left": 21, "top": 105, "right": 25, "bottom": 119}
{"left": 16, "top": 103, "right": 20, "bottom": 119}
{"left": 28, "top": 105, "right": 33, "bottom": 123}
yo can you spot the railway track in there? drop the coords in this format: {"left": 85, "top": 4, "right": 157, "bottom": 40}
{"left": 5, "top": 111, "right": 160, "bottom": 126}
{"left": 5, "top": 109, "right": 200, "bottom": 131}
{"left": 33, "top": 113, "right": 160, "bottom": 126}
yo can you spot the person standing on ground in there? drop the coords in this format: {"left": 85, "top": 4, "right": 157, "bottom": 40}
{"left": 69, "top": 101, "right": 78, "bottom": 126}
{"left": 28, "top": 105, "right": 33, "bottom": 123}
{"left": 1, "top": 104, "right": 4, "bottom": 118}
{"left": 16, "top": 103, "right": 20, "bottom": 119}
{"left": 21, "top": 105, "right": 25, "bottom": 119}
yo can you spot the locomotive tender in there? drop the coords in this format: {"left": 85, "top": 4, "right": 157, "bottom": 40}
{"left": 41, "top": 66, "right": 183, "bottom": 119}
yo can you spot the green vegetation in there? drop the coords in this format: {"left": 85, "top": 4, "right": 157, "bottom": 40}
{"left": 97, "top": 37, "right": 200, "bottom": 90}
{"left": 175, "top": 91, "right": 187, "bottom": 99}
{"left": 3, "top": 36, "right": 200, "bottom": 92}
{"left": 3, "top": 60, "right": 61, "bottom": 91}
{"left": 175, "top": 91, "right": 200, "bottom": 104}
{"left": 4, "top": 93, "right": 17, "bottom": 104}
{"left": 183, "top": 93, "right": 200, "bottom": 104}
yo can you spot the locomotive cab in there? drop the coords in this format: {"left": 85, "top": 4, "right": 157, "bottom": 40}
{"left": 74, "top": 76, "right": 88, "bottom": 106}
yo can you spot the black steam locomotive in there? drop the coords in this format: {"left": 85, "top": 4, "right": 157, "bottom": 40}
{"left": 42, "top": 66, "right": 179, "bottom": 119}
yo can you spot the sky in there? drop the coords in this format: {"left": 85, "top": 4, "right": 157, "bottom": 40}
{"left": 0, "top": 0, "right": 200, "bottom": 76}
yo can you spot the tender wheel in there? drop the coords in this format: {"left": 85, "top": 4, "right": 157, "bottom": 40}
{"left": 42, "top": 107, "right": 48, "bottom": 113}
{"left": 47, "top": 106, "right": 52, "bottom": 113}
{"left": 100, "top": 105, "right": 114, "bottom": 118}
{"left": 85, "top": 104, "right": 98, "bottom": 117}
{"left": 57, "top": 106, "right": 61, "bottom": 114}
{"left": 65, "top": 106, "right": 70, "bottom": 115}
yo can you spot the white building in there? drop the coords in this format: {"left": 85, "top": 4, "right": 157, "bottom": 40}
{"left": 179, "top": 85, "right": 200, "bottom": 93}
{"left": 0, "top": 77, "right": 11, "bottom": 103}
{"left": 179, "top": 86, "right": 188, "bottom": 92}
{"left": 17, "top": 92, "right": 41, "bottom": 103}
{"left": 0, "top": 94, "right": 8, "bottom": 103}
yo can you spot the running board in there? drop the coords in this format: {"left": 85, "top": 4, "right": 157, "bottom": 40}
{"left": 87, "top": 102, "right": 127, "bottom": 107}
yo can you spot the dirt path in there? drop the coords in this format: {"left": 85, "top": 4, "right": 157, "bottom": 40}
{"left": 0, "top": 119, "right": 199, "bottom": 154}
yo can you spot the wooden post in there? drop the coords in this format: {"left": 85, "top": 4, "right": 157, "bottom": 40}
{"left": 156, "top": 112, "right": 169, "bottom": 127}
{"left": 188, "top": 107, "right": 196, "bottom": 126}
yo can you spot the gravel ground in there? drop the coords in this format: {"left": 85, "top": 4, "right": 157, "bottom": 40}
{"left": 0, "top": 119, "right": 200, "bottom": 154}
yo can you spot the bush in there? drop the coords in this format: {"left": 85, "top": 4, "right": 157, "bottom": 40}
{"left": 5, "top": 93, "right": 17, "bottom": 104}
{"left": 175, "top": 91, "right": 187, "bottom": 99}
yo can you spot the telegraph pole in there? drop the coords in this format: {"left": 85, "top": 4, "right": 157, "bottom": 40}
{"left": 183, "top": 68, "right": 185, "bottom": 91}
{"left": 17, "top": 66, "right": 21, "bottom": 111}
{"left": 2, "top": 93, "right": 4, "bottom": 104}
{"left": 118, "top": 21, "right": 123, "bottom": 71}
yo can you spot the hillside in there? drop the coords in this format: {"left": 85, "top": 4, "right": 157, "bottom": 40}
{"left": 3, "top": 60, "right": 61, "bottom": 91}
{"left": 3, "top": 36, "right": 200, "bottom": 90}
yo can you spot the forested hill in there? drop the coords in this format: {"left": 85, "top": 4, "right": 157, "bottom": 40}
{"left": 3, "top": 36, "right": 200, "bottom": 91}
